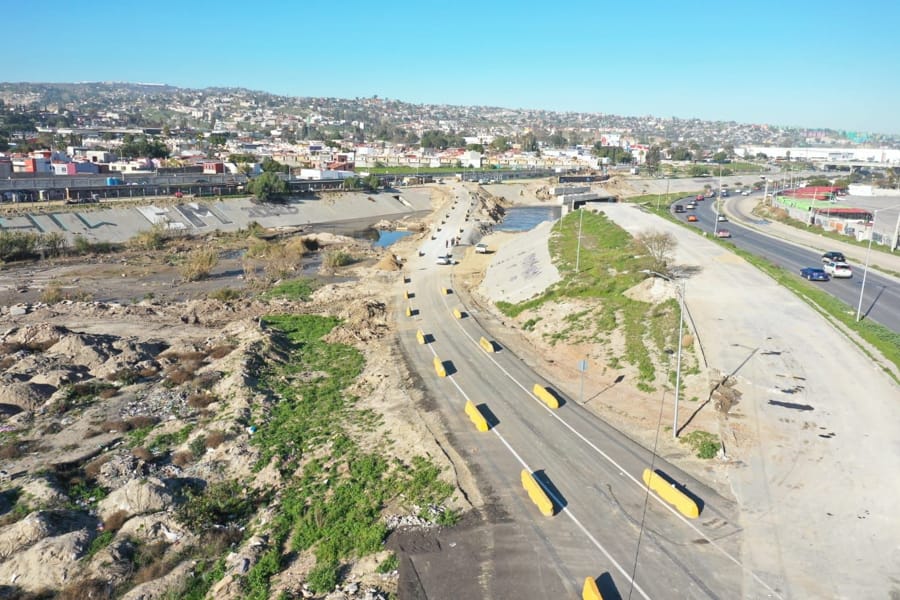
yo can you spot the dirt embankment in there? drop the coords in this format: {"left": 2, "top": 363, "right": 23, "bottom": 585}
{"left": 0, "top": 219, "right": 469, "bottom": 599}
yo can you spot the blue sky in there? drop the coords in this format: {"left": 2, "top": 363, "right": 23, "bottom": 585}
{"left": 4, "top": 0, "right": 899, "bottom": 134}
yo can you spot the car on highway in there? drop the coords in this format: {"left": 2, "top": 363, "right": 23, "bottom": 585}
{"left": 720, "top": 190, "right": 729, "bottom": 197}
{"left": 696, "top": 194, "right": 705, "bottom": 201}
{"left": 674, "top": 205, "right": 685, "bottom": 213}
{"left": 716, "top": 229, "right": 732, "bottom": 238}
{"left": 800, "top": 266, "right": 830, "bottom": 281}
{"left": 687, "top": 215, "right": 698, "bottom": 222}
{"left": 741, "top": 190, "right": 750, "bottom": 196}
{"left": 436, "top": 255, "right": 454, "bottom": 265}
{"left": 824, "top": 261, "right": 852, "bottom": 278}
{"left": 822, "top": 251, "right": 846, "bottom": 263}
{"left": 717, "top": 214, "right": 727, "bottom": 222}
{"left": 686, "top": 202, "right": 697, "bottom": 209}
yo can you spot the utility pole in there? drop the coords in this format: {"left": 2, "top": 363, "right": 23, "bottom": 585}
{"left": 575, "top": 206, "right": 584, "bottom": 273}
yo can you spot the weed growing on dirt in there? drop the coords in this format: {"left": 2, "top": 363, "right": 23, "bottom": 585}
{"left": 261, "top": 277, "right": 319, "bottom": 301}
{"left": 241, "top": 315, "right": 457, "bottom": 598}
{"left": 498, "top": 211, "right": 684, "bottom": 386}
{"left": 85, "top": 530, "right": 115, "bottom": 560}
{"left": 323, "top": 249, "right": 353, "bottom": 269}
{"left": 175, "top": 480, "right": 257, "bottom": 530}
{"left": 376, "top": 552, "right": 399, "bottom": 573}
{"left": 209, "top": 287, "right": 243, "bottom": 302}
{"left": 680, "top": 430, "right": 721, "bottom": 459}
{"left": 148, "top": 424, "right": 194, "bottom": 453}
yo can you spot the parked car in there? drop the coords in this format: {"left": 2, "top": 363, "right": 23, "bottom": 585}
{"left": 687, "top": 215, "right": 698, "bottom": 222}
{"left": 436, "top": 255, "right": 453, "bottom": 265}
{"left": 822, "top": 251, "right": 846, "bottom": 263}
{"left": 824, "top": 261, "right": 852, "bottom": 278}
{"left": 475, "top": 243, "right": 488, "bottom": 254}
{"left": 716, "top": 229, "right": 732, "bottom": 238}
{"left": 800, "top": 267, "right": 830, "bottom": 281}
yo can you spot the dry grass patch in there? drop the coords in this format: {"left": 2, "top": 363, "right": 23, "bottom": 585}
{"left": 171, "top": 450, "right": 193, "bottom": 467}
{"left": 84, "top": 454, "right": 112, "bottom": 479}
{"left": 179, "top": 247, "right": 219, "bottom": 282}
{"left": 187, "top": 392, "right": 217, "bottom": 409}
{"left": 103, "top": 509, "right": 129, "bottom": 532}
{"left": 126, "top": 415, "right": 158, "bottom": 429}
{"left": 204, "top": 431, "right": 226, "bottom": 449}
{"left": 132, "top": 447, "right": 153, "bottom": 462}
{"left": 207, "top": 344, "right": 235, "bottom": 360}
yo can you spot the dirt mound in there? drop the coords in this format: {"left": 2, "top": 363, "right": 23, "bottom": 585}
{"left": 326, "top": 298, "right": 390, "bottom": 343}
{"left": 375, "top": 254, "right": 402, "bottom": 271}
{"left": 0, "top": 381, "right": 56, "bottom": 411}
{"left": 2, "top": 323, "right": 69, "bottom": 350}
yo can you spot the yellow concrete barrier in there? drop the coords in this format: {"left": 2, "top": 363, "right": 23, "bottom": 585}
{"left": 405, "top": 305, "right": 413, "bottom": 317}
{"left": 464, "top": 400, "right": 489, "bottom": 432}
{"left": 433, "top": 356, "right": 447, "bottom": 378}
{"left": 416, "top": 329, "right": 425, "bottom": 345}
{"left": 442, "top": 287, "right": 451, "bottom": 295}
{"left": 403, "top": 290, "right": 410, "bottom": 299}
{"left": 453, "top": 308, "right": 463, "bottom": 319}
{"left": 582, "top": 577, "right": 603, "bottom": 600}
{"left": 642, "top": 469, "right": 700, "bottom": 519}
{"left": 520, "top": 470, "right": 554, "bottom": 516}
{"left": 532, "top": 384, "right": 559, "bottom": 409}
{"left": 479, "top": 337, "right": 494, "bottom": 353}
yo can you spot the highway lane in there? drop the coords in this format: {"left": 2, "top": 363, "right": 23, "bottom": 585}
{"left": 670, "top": 193, "right": 900, "bottom": 333}
{"left": 396, "top": 185, "right": 776, "bottom": 599}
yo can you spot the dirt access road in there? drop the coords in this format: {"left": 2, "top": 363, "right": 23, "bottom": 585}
{"left": 596, "top": 203, "right": 900, "bottom": 599}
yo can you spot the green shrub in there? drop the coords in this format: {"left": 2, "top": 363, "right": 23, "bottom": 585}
{"left": 209, "top": 287, "right": 242, "bottom": 302}
{"left": 376, "top": 552, "right": 399, "bottom": 574}
{"left": 680, "top": 430, "right": 721, "bottom": 459}
{"left": 323, "top": 249, "right": 353, "bottom": 269}
{"left": 175, "top": 480, "right": 256, "bottom": 530}
{"left": 262, "top": 278, "right": 318, "bottom": 301}
{"left": 306, "top": 559, "right": 339, "bottom": 594}
{"left": 85, "top": 530, "right": 115, "bottom": 559}
{"left": 179, "top": 248, "right": 219, "bottom": 281}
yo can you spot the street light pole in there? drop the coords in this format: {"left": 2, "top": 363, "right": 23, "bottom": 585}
{"left": 641, "top": 269, "right": 685, "bottom": 438}
{"left": 673, "top": 278, "right": 685, "bottom": 439}
{"left": 856, "top": 203, "right": 900, "bottom": 320}
{"left": 575, "top": 206, "right": 584, "bottom": 273}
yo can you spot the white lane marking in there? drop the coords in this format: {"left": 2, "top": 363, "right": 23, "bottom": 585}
{"left": 413, "top": 292, "right": 653, "bottom": 598}
{"left": 491, "top": 428, "right": 653, "bottom": 600}
{"left": 439, "top": 284, "right": 785, "bottom": 599}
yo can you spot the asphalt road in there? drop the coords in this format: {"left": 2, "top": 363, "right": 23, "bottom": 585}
{"left": 670, "top": 192, "right": 900, "bottom": 333}
{"left": 394, "top": 186, "right": 782, "bottom": 599}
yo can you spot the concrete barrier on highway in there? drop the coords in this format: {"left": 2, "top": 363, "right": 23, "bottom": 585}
{"left": 642, "top": 469, "right": 700, "bottom": 519}
{"left": 442, "top": 287, "right": 451, "bottom": 295}
{"left": 464, "top": 400, "right": 489, "bottom": 432}
{"left": 416, "top": 329, "right": 426, "bottom": 345}
{"left": 433, "top": 356, "right": 447, "bottom": 378}
{"left": 520, "top": 470, "right": 554, "bottom": 516}
{"left": 405, "top": 305, "right": 413, "bottom": 317}
{"left": 582, "top": 577, "right": 603, "bottom": 600}
{"left": 532, "top": 384, "right": 559, "bottom": 409}
{"left": 479, "top": 337, "right": 494, "bottom": 353}
{"left": 403, "top": 290, "right": 410, "bottom": 299}
{"left": 453, "top": 308, "right": 463, "bottom": 319}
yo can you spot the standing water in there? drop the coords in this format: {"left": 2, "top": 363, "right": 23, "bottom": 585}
{"left": 497, "top": 206, "right": 561, "bottom": 232}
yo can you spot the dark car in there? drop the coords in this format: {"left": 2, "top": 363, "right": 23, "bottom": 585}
{"left": 800, "top": 267, "right": 830, "bottom": 281}
{"left": 674, "top": 205, "right": 685, "bottom": 213}
{"left": 822, "top": 251, "right": 846, "bottom": 263}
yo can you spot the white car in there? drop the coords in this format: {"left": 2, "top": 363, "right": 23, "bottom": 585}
{"left": 475, "top": 243, "right": 488, "bottom": 254}
{"left": 717, "top": 214, "right": 728, "bottom": 222}
{"left": 824, "top": 261, "right": 852, "bottom": 278}
{"left": 741, "top": 190, "right": 750, "bottom": 196}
